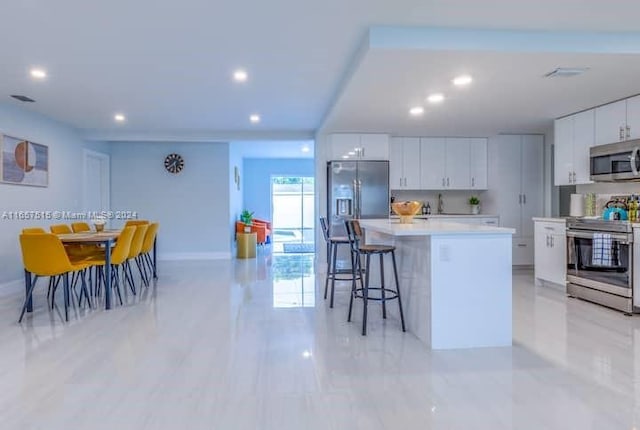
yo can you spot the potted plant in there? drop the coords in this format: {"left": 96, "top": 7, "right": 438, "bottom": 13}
{"left": 468, "top": 196, "right": 480, "bottom": 215}
{"left": 240, "top": 210, "right": 254, "bottom": 232}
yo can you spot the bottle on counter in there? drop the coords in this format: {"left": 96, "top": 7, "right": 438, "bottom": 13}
{"left": 424, "top": 202, "right": 431, "bottom": 215}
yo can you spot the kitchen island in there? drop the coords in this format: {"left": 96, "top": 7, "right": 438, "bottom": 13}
{"left": 359, "top": 218, "right": 515, "bottom": 349}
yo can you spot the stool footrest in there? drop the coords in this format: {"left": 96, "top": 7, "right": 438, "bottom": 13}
{"left": 352, "top": 287, "right": 400, "bottom": 301}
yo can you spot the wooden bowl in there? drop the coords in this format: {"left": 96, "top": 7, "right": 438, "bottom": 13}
{"left": 391, "top": 201, "right": 422, "bottom": 223}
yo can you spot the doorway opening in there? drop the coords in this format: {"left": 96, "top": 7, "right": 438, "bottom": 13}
{"left": 271, "top": 176, "right": 315, "bottom": 253}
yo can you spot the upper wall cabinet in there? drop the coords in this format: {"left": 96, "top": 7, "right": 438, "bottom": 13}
{"left": 469, "top": 138, "right": 488, "bottom": 190}
{"left": 554, "top": 109, "right": 595, "bottom": 186}
{"left": 418, "top": 137, "right": 488, "bottom": 190}
{"left": 594, "top": 95, "right": 640, "bottom": 146}
{"left": 328, "top": 133, "right": 389, "bottom": 160}
{"left": 389, "top": 137, "right": 421, "bottom": 189}
{"left": 595, "top": 100, "right": 627, "bottom": 146}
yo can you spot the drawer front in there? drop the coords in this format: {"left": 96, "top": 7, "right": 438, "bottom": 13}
{"left": 534, "top": 221, "right": 565, "bottom": 236}
{"left": 513, "top": 237, "right": 534, "bottom": 265}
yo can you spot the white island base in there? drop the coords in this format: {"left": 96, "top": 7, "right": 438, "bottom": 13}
{"left": 359, "top": 219, "right": 515, "bottom": 350}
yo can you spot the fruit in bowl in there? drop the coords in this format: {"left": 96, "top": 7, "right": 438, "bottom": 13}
{"left": 391, "top": 200, "right": 422, "bottom": 223}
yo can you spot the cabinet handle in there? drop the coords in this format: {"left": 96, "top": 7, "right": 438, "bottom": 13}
{"left": 546, "top": 235, "right": 550, "bottom": 247}
{"left": 572, "top": 172, "right": 576, "bottom": 183}
{"left": 519, "top": 194, "right": 522, "bottom": 204}
{"left": 442, "top": 178, "right": 445, "bottom": 187}
{"left": 472, "top": 177, "right": 475, "bottom": 187}
{"left": 620, "top": 126, "right": 625, "bottom": 141}
{"left": 550, "top": 236, "right": 554, "bottom": 247}
{"left": 447, "top": 177, "right": 450, "bottom": 187}
{"left": 517, "top": 244, "right": 527, "bottom": 247}
{"left": 400, "top": 178, "right": 402, "bottom": 187}
{"left": 568, "top": 171, "right": 572, "bottom": 183}
{"left": 404, "top": 178, "right": 407, "bottom": 187}
{"left": 627, "top": 125, "right": 631, "bottom": 139}
{"left": 523, "top": 194, "right": 526, "bottom": 204}
{"left": 362, "top": 147, "right": 365, "bottom": 157}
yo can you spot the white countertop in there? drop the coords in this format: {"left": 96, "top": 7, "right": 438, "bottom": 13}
{"left": 391, "top": 214, "right": 499, "bottom": 219}
{"left": 532, "top": 217, "right": 567, "bottom": 223}
{"left": 360, "top": 219, "right": 516, "bottom": 236}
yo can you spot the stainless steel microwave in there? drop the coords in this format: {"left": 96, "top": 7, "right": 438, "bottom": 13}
{"left": 590, "top": 139, "right": 640, "bottom": 182}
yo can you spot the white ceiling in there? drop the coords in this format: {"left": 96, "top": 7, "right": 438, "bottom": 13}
{"left": 232, "top": 140, "right": 314, "bottom": 159}
{"left": 324, "top": 50, "right": 640, "bottom": 136}
{"left": 2, "top": 0, "right": 640, "bottom": 139}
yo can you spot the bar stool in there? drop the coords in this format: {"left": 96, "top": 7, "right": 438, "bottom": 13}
{"left": 345, "top": 219, "right": 405, "bottom": 335}
{"left": 320, "top": 217, "right": 360, "bottom": 308}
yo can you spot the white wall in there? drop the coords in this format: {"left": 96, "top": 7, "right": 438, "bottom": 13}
{"left": 0, "top": 103, "right": 109, "bottom": 285}
{"left": 228, "top": 144, "right": 243, "bottom": 254}
{"left": 110, "top": 141, "right": 231, "bottom": 260}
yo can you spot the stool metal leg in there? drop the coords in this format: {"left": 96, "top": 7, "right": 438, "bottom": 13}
{"left": 330, "top": 242, "right": 339, "bottom": 308}
{"left": 347, "top": 249, "right": 356, "bottom": 322}
{"left": 391, "top": 251, "right": 406, "bottom": 332}
{"left": 362, "top": 254, "right": 371, "bottom": 335}
{"left": 380, "top": 253, "right": 386, "bottom": 319}
{"left": 324, "top": 242, "right": 332, "bottom": 300}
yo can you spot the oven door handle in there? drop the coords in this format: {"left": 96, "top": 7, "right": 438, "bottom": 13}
{"left": 631, "top": 147, "right": 640, "bottom": 176}
{"left": 566, "top": 230, "right": 631, "bottom": 243}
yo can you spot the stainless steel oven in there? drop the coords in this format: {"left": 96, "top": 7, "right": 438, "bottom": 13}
{"left": 566, "top": 219, "right": 635, "bottom": 313}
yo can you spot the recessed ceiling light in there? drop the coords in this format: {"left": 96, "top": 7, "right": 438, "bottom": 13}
{"left": 30, "top": 68, "right": 47, "bottom": 80}
{"left": 301, "top": 145, "right": 310, "bottom": 153}
{"left": 427, "top": 93, "right": 445, "bottom": 104}
{"left": 342, "top": 155, "right": 349, "bottom": 159}
{"left": 348, "top": 151, "right": 356, "bottom": 155}
{"left": 409, "top": 106, "right": 424, "bottom": 116}
{"left": 233, "top": 69, "right": 248, "bottom": 82}
{"left": 249, "top": 114, "right": 260, "bottom": 123}
{"left": 452, "top": 75, "right": 473, "bottom": 86}
{"left": 114, "top": 113, "right": 126, "bottom": 122}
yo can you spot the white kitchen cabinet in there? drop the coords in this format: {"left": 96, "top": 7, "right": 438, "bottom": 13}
{"left": 554, "top": 110, "right": 595, "bottom": 186}
{"left": 418, "top": 137, "right": 487, "bottom": 190}
{"left": 390, "top": 137, "right": 420, "bottom": 189}
{"left": 329, "top": 133, "right": 389, "bottom": 160}
{"left": 419, "top": 137, "right": 446, "bottom": 189}
{"left": 554, "top": 115, "right": 574, "bottom": 186}
{"left": 445, "top": 138, "right": 470, "bottom": 189}
{"left": 595, "top": 100, "right": 627, "bottom": 146}
{"left": 534, "top": 220, "right": 567, "bottom": 287}
{"left": 572, "top": 109, "right": 595, "bottom": 184}
{"left": 485, "top": 134, "right": 544, "bottom": 265}
{"left": 469, "top": 138, "right": 488, "bottom": 189}
{"left": 626, "top": 95, "right": 640, "bottom": 140}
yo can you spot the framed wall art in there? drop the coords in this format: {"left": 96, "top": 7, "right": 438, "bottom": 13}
{"left": 0, "top": 134, "right": 49, "bottom": 187}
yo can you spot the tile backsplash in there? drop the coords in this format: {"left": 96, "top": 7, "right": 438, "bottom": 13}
{"left": 576, "top": 182, "right": 640, "bottom": 214}
{"left": 391, "top": 190, "right": 487, "bottom": 214}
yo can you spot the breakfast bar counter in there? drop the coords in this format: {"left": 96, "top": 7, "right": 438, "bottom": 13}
{"left": 359, "top": 219, "right": 515, "bottom": 349}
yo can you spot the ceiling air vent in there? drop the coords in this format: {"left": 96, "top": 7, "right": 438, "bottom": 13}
{"left": 11, "top": 95, "right": 36, "bottom": 102}
{"left": 544, "top": 67, "right": 589, "bottom": 78}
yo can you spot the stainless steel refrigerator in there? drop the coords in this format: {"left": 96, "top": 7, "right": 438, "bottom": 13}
{"left": 326, "top": 160, "right": 389, "bottom": 238}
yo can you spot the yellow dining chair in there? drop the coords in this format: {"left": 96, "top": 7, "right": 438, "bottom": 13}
{"left": 18, "top": 233, "right": 93, "bottom": 322}
{"left": 71, "top": 222, "right": 91, "bottom": 233}
{"left": 124, "top": 224, "right": 149, "bottom": 294}
{"left": 85, "top": 226, "right": 135, "bottom": 305}
{"left": 22, "top": 227, "right": 46, "bottom": 234}
{"left": 124, "top": 220, "right": 149, "bottom": 227}
{"left": 23, "top": 227, "right": 63, "bottom": 300}
{"left": 50, "top": 224, "right": 73, "bottom": 234}
{"left": 139, "top": 222, "right": 159, "bottom": 280}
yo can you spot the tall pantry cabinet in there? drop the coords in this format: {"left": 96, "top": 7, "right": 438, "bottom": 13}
{"left": 484, "top": 135, "right": 544, "bottom": 265}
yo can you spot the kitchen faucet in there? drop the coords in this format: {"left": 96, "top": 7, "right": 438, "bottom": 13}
{"left": 437, "top": 193, "right": 443, "bottom": 214}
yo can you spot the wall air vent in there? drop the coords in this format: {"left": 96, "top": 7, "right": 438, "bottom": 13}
{"left": 11, "top": 95, "right": 36, "bottom": 102}
{"left": 544, "top": 67, "right": 589, "bottom": 78}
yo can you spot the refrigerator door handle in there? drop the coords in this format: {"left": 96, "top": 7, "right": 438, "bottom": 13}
{"left": 352, "top": 179, "right": 358, "bottom": 218}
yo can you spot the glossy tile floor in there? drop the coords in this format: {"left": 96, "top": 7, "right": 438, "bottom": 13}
{"left": 3, "top": 252, "right": 640, "bottom": 429}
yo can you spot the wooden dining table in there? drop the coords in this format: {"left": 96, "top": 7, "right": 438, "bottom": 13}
{"left": 24, "top": 229, "right": 157, "bottom": 313}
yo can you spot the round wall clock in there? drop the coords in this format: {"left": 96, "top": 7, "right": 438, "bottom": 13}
{"left": 164, "top": 153, "right": 184, "bottom": 174}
